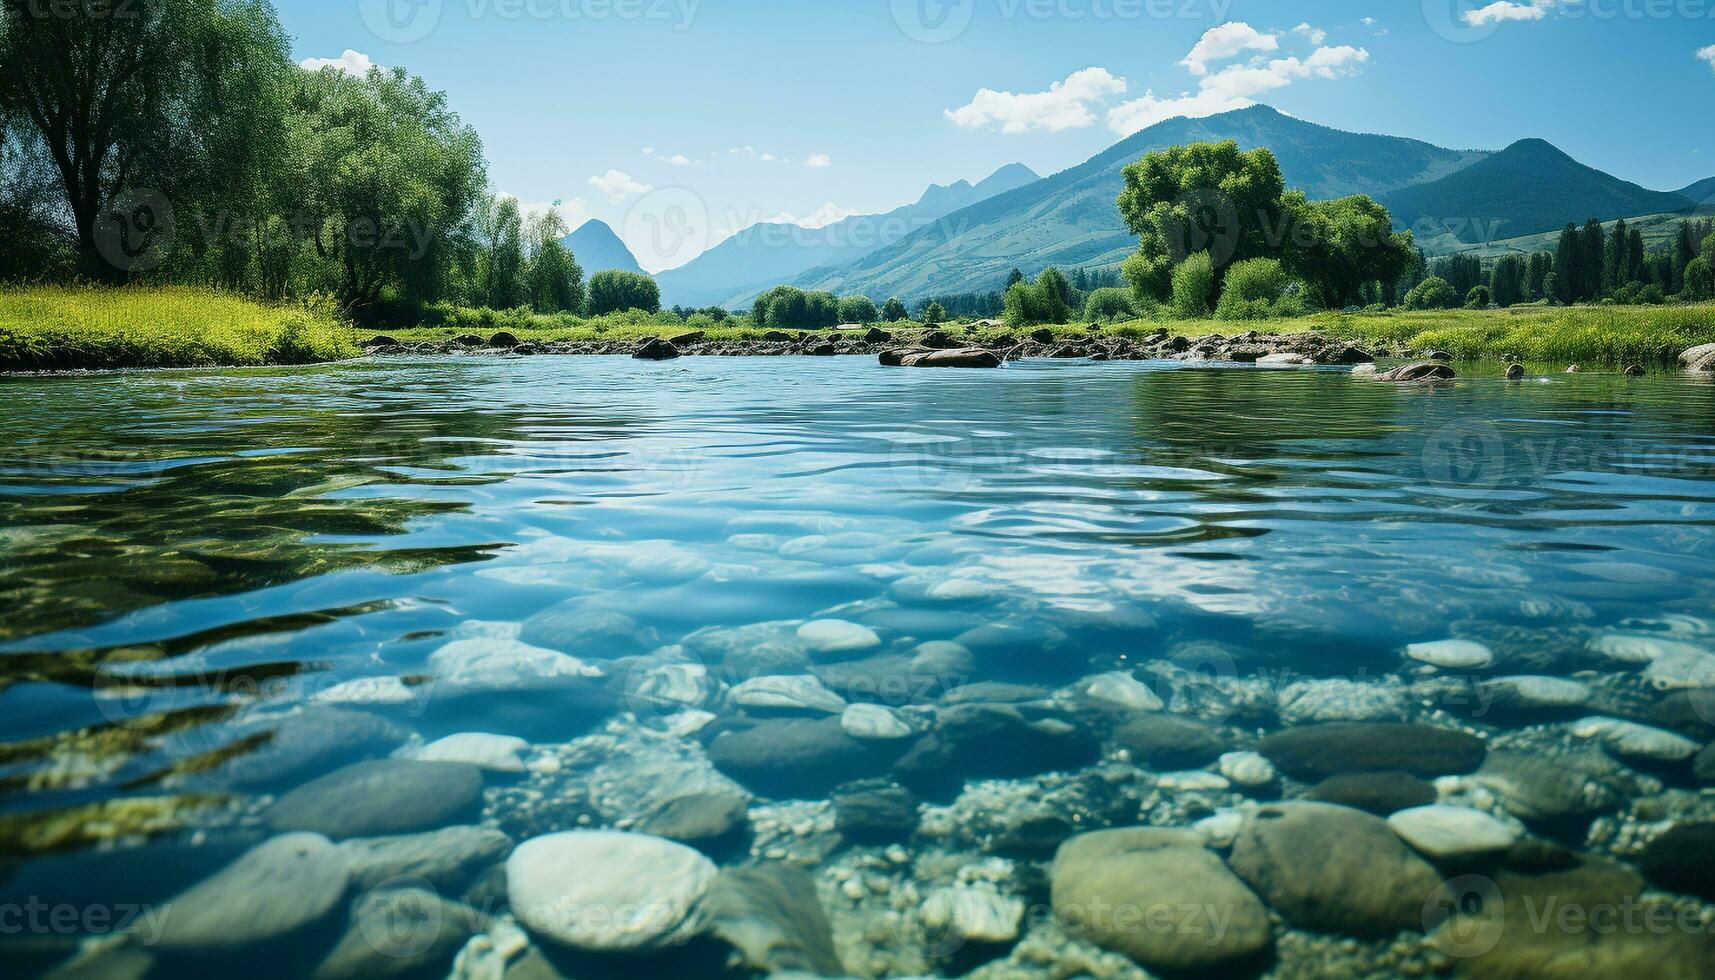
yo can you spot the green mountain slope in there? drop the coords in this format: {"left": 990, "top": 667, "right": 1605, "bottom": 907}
{"left": 794, "top": 105, "right": 1484, "bottom": 303}
{"left": 1380, "top": 139, "right": 1694, "bottom": 246}
{"left": 656, "top": 163, "right": 1039, "bottom": 309}
{"left": 563, "top": 220, "right": 645, "bottom": 276}
{"left": 1677, "top": 176, "right": 1715, "bottom": 209}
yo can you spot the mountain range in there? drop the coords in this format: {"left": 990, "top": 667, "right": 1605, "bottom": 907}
{"left": 652, "top": 163, "right": 1040, "bottom": 308}
{"left": 569, "top": 105, "right": 1712, "bottom": 307}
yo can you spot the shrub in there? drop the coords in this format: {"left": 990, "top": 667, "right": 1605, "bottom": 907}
{"left": 1170, "top": 253, "right": 1216, "bottom": 319}
{"left": 1404, "top": 276, "right": 1458, "bottom": 310}
{"left": 1465, "top": 285, "right": 1491, "bottom": 310}
{"left": 1682, "top": 258, "right": 1714, "bottom": 303}
{"left": 1083, "top": 287, "right": 1137, "bottom": 323}
{"left": 1214, "top": 258, "right": 1301, "bottom": 320}
{"left": 838, "top": 296, "right": 879, "bottom": 324}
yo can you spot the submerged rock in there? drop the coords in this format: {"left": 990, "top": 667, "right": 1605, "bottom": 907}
{"left": 413, "top": 732, "right": 530, "bottom": 772}
{"left": 1680, "top": 343, "right": 1715, "bottom": 372}
{"left": 704, "top": 865, "right": 844, "bottom": 976}
{"left": 1472, "top": 749, "right": 1619, "bottom": 823}
{"left": 313, "top": 888, "right": 484, "bottom": 980}
{"left": 1218, "top": 751, "right": 1278, "bottom": 788}
{"left": 883, "top": 347, "right": 1002, "bottom": 369}
{"left": 1641, "top": 823, "right": 1715, "bottom": 902}
{"left": 265, "top": 760, "right": 485, "bottom": 839}
{"left": 507, "top": 831, "right": 716, "bottom": 952}
{"left": 1480, "top": 675, "right": 1591, "bottom": 712}
{"left": 1405, "top": 638, "right": 1496, "bottom": 670}
{"left": 832, "top": 781, "right": 920, "bottom": 841}
{"left": 1306, "top": 770, "right": 1437, "bottom": 815}
{"left": 155, "top": 833, "right": 350, "bottom": 953}
{"left": 1258, "top": 722, "right": 1486, "bottom": 780}
{"left": 1228, "top": 802, "right": 1442, "bottom": 938}
{"left": 1387, "top": 804, "right": 1520, "bottom": 860}
{"left": 337, "top": 825, "right": 514, "bottom": 893}
{"left": 1571, "top": 716, "right": 1700, "bottom": 762}
{"left": 893, "top": 703, "right": 1098, "bottom": 796}
{"left": 840, "top": 703, "right": 916, "bottom": 740}
{"left": 1278, "top": 678, "right": 1406, "bottom": 724}
{"left": 729, "top": 674, "right": 848, "bottom": 714}
{"left": 709, "top": 717, "right": 891, "bottom": 798}
{"left": 1114, "top": 714, "right": 1233, "bottom": 769}
{"left": 795, "top": 619, "right": 881, "bottom": 657}
{"left": 922, "top": 884, "right": 1025, "bottom": 945}
{"left": 1052, "top": 827, "right": 1271, "bottom": 971}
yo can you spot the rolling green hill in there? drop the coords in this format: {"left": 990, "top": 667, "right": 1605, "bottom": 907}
{"left": 794, "top": 106, "right": 1485, "bottom": 302}
{"left": 1379, "top": 139, "right": 1695, "bottom": 247}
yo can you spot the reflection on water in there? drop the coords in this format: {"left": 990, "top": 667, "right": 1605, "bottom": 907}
{"left": 3, "top": 357, "right": 1715, "bottom": 978}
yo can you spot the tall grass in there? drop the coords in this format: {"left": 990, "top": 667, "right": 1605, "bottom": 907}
{"left": 1312, "top": 305, "right": 1715, "bottom": 365}
{"left": 0, "top": 287, "right": 360, "bottom": 371}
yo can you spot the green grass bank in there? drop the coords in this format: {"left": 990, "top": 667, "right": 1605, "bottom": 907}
{"left": 0, "top": 287, "right": 360, "bottom": 371}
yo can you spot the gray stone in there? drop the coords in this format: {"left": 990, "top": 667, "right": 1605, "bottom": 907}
{"left": 414, "top": 733, "right": 530, "bottom": 772}
{"left": 507, "top": 831, "right": 716, "bottom": 952}
{"left": 185, "top": 707, "right": 411, "bottom": 791}
{"left": 840, "top": 703, "right": 915, "bottom": 740}
{"left": 155, "top": 833, "right": 350, "bottom": 952}
{"left": 729, "top": 674, "right": 847, "bottom": 714}
{"left": 1405, "top": 639, "right": 1496, "bottom": 670}
{"left": 1278, "top": 679, "right": 1406, "bottom": 724}
{"left": 313, "top": 888, "right": 484, "bottom": 980}
{"left": 266, "top": 760, "right": 485, "bottom": 839}
{"left": 1388, "top": 805, "right": 1520, "bottom": 859}
{"left": 1258, "top": 723, "right": 1486, "bottom": 780}
{"left": 832, "top": 781, "right": 920, "bottom": 841}
{"left": 704, "top": 865, "right": 845, "bottom": 976}
{"left": 922, "top": 885, "right": 1024, "bottom": 944}
{"left": 1114, "top": 714, "right": 1232, "bottom": 769}
{"left": 1307, "top": 770, "right": 1437, "bottom": 816}
{"left": 582, "top": 730, "right": 750, "bottom": 842}
{"left": 1571, "top": 716, "right": 1700, "bottom": 761}
{"left": 337, "top": 826, "right": 514, "bottom": 893}
{"left": 709, "top": 717, "right": 890, "bottom": 798}
{"left": 1228, "top": 802, "right": 1442, "bottom": 938}
{"left": 1480, "top": 675, "right": 1591, "bottom": 711}
{"left": 1052, "top": 828, "right": 1271, "bottom": 971}
{"left": 428, "top": 636, "right": 603, "bottom": 690}
{"left": 795, "top": 619, "right": 881, "bottom": 657}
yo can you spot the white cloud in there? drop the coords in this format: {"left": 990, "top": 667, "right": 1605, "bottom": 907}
{"left": 643, "top": 148, "right": 703, "bottom": 166}
{"left": 729, "top": 145, "right": 782, "bottom": 162}
{"left": 1361, "top": 16, "right": 1377, "bottom": 26}
{"left": 299, "top": 49, "right": 375, "bottom": 75}
{"left": 945, "top": 67, "right": 1128, "bottom": 134}
{"left": 766, "top": 202, "right": 861, "bottom": 229}
{"left": 588, "top": 169, "right": 653, "bottom": 201}
{"left": 1699, "top": 44, "right": 1715, "bottom": 71}
{"left": 805, "top": 153, "right": 832, "bottom": 169}
{"left": 1108, "top": 42, "right": 1369, "bottom": 136}
{"left": 1180, "top": 23, "right": 1279, "bottom": 76}
{"left": 1463, "top": 0, "right": 1553, "bottom": 27}
{"left": 1293, "top": 23, "right": 1327, "bottom": 45}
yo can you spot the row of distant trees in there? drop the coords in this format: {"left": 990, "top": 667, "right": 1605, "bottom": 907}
{"left": 0, "top": 1, "right": 668, "bottom": 321}
{"left": 1402, "top": 217, "right": 1714, "bottom": 310}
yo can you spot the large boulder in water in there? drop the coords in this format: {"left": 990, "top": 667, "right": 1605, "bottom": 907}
{"left": 1258, "top": 722, "right": 1486, "bottom": 780}
{"left": 1051, "top": 828, "right": 1272, "bottom": 972}
{"left": 707, "top": 717, "right": 895, "bottom": 798}
{"left": 154, "top": 834, "right": 350, "bottom": 953}
{"left": 634, "top": 338, "right": 681, "bottom": 360}
{"left": 1679, "top": 343, "right": 1715, "bottom": 372}
{"left": 1227, "top": 802, "right": 1442, "bottom": 938}
{"left": 704, "top": 865, "right": 845, "bottom": 976}
{"left": 1364, "top": 362, "right": 1455, "bottom": 382}
{"left": 507, "top": 831, "right": 717, "bottom": 952}
{"left": 881, "top": 347, "right": 1002, "bottom": 369}
{"left": 265, "top": 760, "right": 484, "bottom": 839}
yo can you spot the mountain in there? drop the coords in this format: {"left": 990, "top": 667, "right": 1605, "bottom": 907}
{"left": 1677, "top": 176, "right": 1715, "bottom": 209}
{"left": 1380, "top": 139, "right": 1697, "bottom": 247}
{"left": 654, "top": 163, "right": 1040, "bottom": 309}
{"left": 563, "top": 220, "right": 644, "bottom": 276}
{"left": 793, "top": 105, "right": 1486, "bottom": 303}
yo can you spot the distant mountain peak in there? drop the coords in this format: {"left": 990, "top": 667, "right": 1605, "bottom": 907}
{"left": 564, "top": 219, "right": 643, "bottom": 276}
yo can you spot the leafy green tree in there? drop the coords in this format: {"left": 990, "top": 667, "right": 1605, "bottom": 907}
{"left": 881, "top": 297, "right": 908, "bottom": 322}
{"left": 1170, "top": 252, "right": 1216, "bottom": 319}
{"left": 588, "top": 270, "right": 660, "bottom": 315}
{"left": 1005, "top": 268, "right": 1024, "bottom": 289}
{"left": 838, "top": 296, "right": 879, "bottom": 323}
{"left": 1540, "top": 272, "right": 1560, "bottom": 305}
{"left": 474, "top": 194, "right": 526, "bottom": 309}
{"left": 290, "top": 67, "right": 485, "bottom": 309}
{"left": 1037, "top": 267, "right": 1073, "bottom": 309}
{"left": 1282, "top": 194, "right": 1415, "bottom": 311}
{"left": 1465, "top": 285, "right": 1491, "bottom": 309}
{"left": 921, "top": 301, "right": 947, "bottom": 325}
{"left": 1117, "top": 141, "right": 1288, "bottom": 305}
{"left": 1580, "top": 218, "right": 1605, "bottom": 301}
{"left": 1083, "top": 287, "right": 1137, "bottom": 323}
{"left": 524, "top": 208, "right": 584, "bottom": 314}
{"left": 1523, "top": 251, "right": 1553, "bottom": 301}
{"left": 1404, "top": 276, "right": 1457, "bottom": 310}
{"left": 1682, "top": 257, "right": 1714, "bottom": 302}
{"left": 0, "top": 0, "right": 297, "bottom": 281}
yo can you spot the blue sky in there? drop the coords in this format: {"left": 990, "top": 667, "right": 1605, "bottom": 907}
{"left": 286, "top": 1, "right": 1715, "bottom": 270}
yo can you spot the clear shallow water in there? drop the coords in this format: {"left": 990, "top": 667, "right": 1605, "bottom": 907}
{"left": 4, "top": 356, "right": 1715, "bottom": 977}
